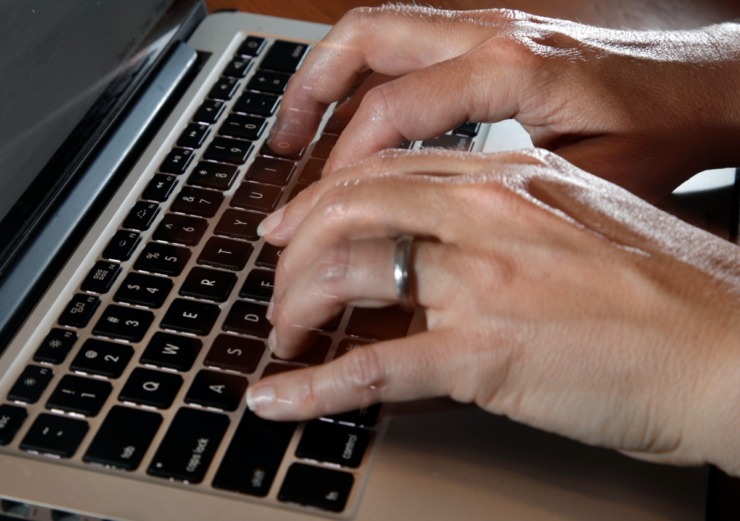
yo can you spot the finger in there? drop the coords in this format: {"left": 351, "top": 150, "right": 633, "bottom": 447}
{"left": 324, "top": 73, "right": 397, "bottom": 135}
{"left": 246, "top": 329, "right": 460, "bottom": 421}
{"left": 268, "top": 239, "right": 396, "bottom": 359}
{"left": 268, "top": 6, "right": 509, "bottom": 153}
{"left": 269, "top": 238, "right": 456, "bottom": 359}
{"left": 321, "top": 48, "right": 527, "bottom": 174}
{"left": 259, "top": 148, "right": 551, "bottom": 251}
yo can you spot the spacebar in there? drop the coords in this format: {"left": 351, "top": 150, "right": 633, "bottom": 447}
{"left": 212, "top": 410, "right": 296, "bottom": 497}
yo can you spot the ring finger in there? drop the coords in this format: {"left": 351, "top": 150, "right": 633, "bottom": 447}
{"left": 269, "top": 237, "right": 456, "bottom": 360}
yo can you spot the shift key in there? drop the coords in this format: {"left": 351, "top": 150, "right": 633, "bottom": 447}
{"left": 213, "top": 410, "right": 296, "bottom": 497}
{"left": 148, "top": 407, "right": 229, "bottom": 484}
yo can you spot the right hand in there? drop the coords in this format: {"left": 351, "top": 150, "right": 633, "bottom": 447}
{"left": 269, "top": 6, "right": 740, "bottom": 200}
{"left": 251, "top": 148, "right": 740, "bottom": 477}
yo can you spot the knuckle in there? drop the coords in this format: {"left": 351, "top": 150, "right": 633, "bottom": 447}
{"left": 478, "top": 33, "right": 542, "bottom": 69}
{"left": 341, "top": 345, "right": 386, "bottom": 392}
{"left": 298, "top": 369, "right": 322, "bottom": 414}
{"left": 316, "top": 184, "right": 355, "bottom": 226}
{"left": 357, "top": 83, "right": 396, "bottom": 123}
{"left": 339, "top": 6, "right": 385, "bottom": 35}
{"left": 314, "top": 242, "right": 351, "bottom": 288}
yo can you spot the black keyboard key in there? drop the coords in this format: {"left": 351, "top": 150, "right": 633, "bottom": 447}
{"left": 311, "top": 134, "right": 338, "bottom": 159}
{"left": 83, "top": 406, "right": 162, "bottom": 470}
{"left": 320, "top": 313, "right": 342, "bottom": 333}
{"left": 204, "top": 334, "right": 264, "bottom": 374}
{"left": 300, "top": 158, "right": 325, "bottom": 183}
{"left": 255, "top": 243, "right": 284, "bottom": 269}
{"left": 9, "top": 365, "right": 53, "bottom": 404}
{"left": 198, "top": 237, "right": 253, "bottom": 271}
{"left": 184, "top": 370, "right": 247, "bottom": 411}
{"left": 188, "top": 161, "right": 239, "bottom": 191}
{"left": 346, "top": 306, "right": 413, "bottom": 341}
{"left": 102, "top": 230, "right": 141, "bottom": 261}
{"left": 421, "top": 133, "right": 473, "bottom": 151}
{"left": 46, "top": 374, "right": 112, "bottom": 417}
{"left": 119, "top": 368, "right": 183, "bottom": 409}
{"left": 92, "top": 304, "right": 154, "bottom": 342}
{"left": 452, "top": 121, "right": 481, "bottom": 137}
{"left": 203, "top": 137, "right": 253, "bottom": 165}
{"left": 261, "top": 40, "right": 308, "bottom": 73}
{"left": 193, "top": 98, "right": 225, "bottom": 124}
{"left": 177, "top": 123, "right": 210, "bottom": 149}
{"left": 278, "top": 463, "right": 353, "bottom": 512}
{"left": 239, "top": 269, "right": 274, "bottom": 303}
{"left": 262, "top": 362, "right": 301, "bottom": 378}
{"left": 219, "top": 114, "right": 267, "bottom": 141}
{"left": 234, "top": 92, "right": 279, "bottom": 117}
{"left": 81, "top": 261, "right": 122, "bottom": 294}
{"left": 142, "top": 173, "right": 178, "bottom": 202}
{"left": 245, "top": 157, "right": 295, "bottom": 187}
{"left": 135, "top": 242, "right": 191, "bottom": 276}
{"left": 260, "top": 140, "right": 305, "bottom": 161}
{"left": 213, "top": 410, "right": 296, "bottom": 497}
{"left": 247, "top": 70, "right": 290, "bottom": 94}
{"left": 153, "top": 213, "right": 208, "bottom": 246}
{"left": 237, "top": 36, "right": 266, "bottom": 57}
{"left": 161, "top": 298, "right": 220, "bottom": 336}
{"left": 171, "top": 186, "right": 224, "bottom": 218}
{"left": 273, "top": 335, "right": 330, "bottom": 366}
{"left": 114, "top": 272, "right": 172, "bottom": 308}
{"left": 209, "top": 76, "right": 240, "bottom": 100}
{"left": 288, "top": 182, "right": 310, "bottom": 202}
{"left": 223, "top": 301, "right": 270, "bottom": 338}
{"left": 70, "top": 339, "right": 133, "bottom": 378}
{"left": 34, "top": 328, "right": 77, "bottom": 365}
{"left": 159, "top": 147, "right": 194, "bottom": 175}
{"left": 141, "top": 332, "right": 202, "bottom": 372}
{"left": 296, "top": 420, "right": 369, "bottom": 468}
{"left": 122, "top": 201, "right": 160, "bottom": 231}
{"left": 232, "top": 182, "right": 282, "bottom": 213}
{"left": 215, "top": 209, "right": 262, "bottom": 241}
{"left": 326, "top": 404, "right": 382, "bottom": 428}
{"left": 180, "top": 267, "right": 237, "bottom": 303}
{"left": 223, "top": 56, "right": 252, "bottom": 78}
{"left": 20, "top": 413, "right": 89, "bottom": 458}
{"left": 58, "top": 294, "right": 100, "bottom": 328}
{"left": 0, "top": 404, "right": 28, "bottom": 446}
{"left": 148, "top": 407, "right": 229, "bottom": 483}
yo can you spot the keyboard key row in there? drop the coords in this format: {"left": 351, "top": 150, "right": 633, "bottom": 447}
{"left": 2, "top": 37, "right": 382, "bottom": 517}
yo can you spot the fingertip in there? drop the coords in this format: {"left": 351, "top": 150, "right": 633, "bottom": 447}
{"left": 246, "top": 383, "right": 276, "bottom": 413}
{"left": 257, "top": 207, "right": 286, "bottom": 237}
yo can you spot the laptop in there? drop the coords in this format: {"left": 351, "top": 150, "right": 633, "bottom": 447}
{"left": 0, "top": 1, "right": 727, "bottom": 519}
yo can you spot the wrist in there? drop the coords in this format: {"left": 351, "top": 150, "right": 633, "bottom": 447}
{"left": 692, "top": 312, "right": 740, "bottom": 477}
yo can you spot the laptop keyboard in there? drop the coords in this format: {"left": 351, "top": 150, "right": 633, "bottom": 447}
{"left": 0, "top": 34, "right": 480, "bottom": 517}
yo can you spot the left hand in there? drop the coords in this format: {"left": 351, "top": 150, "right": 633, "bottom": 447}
{"left": 268, "top": 6, "right": 740, "bottom": 200}
{"left": 249, "top": 148, "right": 740, "bottom": 475}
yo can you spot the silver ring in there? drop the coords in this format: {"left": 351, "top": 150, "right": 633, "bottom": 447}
{"left": 393, "top": 235, "right": 416, "bottom": 312}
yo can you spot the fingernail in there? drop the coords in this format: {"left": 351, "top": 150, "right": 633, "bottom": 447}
{"left": 266, "top": 297, "right": 274, "bottom": 322}
{"left": 246, "top": 384, "right": 275, "bottom": 411}
{"left": 267, "top": 328, "right": 277, "bottom": 353}
{"left": 257, "top": 207, "right": 285, "bottom": 237}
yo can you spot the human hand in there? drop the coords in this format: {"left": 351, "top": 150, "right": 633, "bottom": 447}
{"left": 269, "top": 6, "right": 740, "bottom": 200}
{"left": 249, "top": 148, "right": 740, "bottom": 476}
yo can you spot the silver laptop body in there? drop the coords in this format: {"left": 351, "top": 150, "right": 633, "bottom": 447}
{"left": 0, "top": 5, "right": 711, "bottom": 520}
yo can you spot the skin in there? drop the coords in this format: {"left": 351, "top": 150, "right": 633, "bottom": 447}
{"left": 249, "top": 148, "right": 740, "bottom": 476}
{"left": 245, "top": 7, "right": 740, "bottom": 476}
{"left": 268, "top": 6, "right": 740, "bottom": 201}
